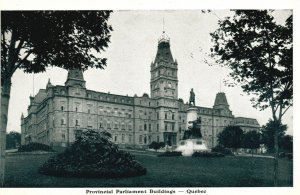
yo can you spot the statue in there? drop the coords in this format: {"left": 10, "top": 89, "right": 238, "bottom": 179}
{"left": 189, "top": 88, "right": 195, "bottom": 106}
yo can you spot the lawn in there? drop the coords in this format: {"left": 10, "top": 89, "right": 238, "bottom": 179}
{"left": 4, "top": 151, "right": 293, "bottom": 187}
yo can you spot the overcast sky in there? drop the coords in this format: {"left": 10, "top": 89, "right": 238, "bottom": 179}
{"left": 8, "top": 10, "right": 293, "bottom": 135}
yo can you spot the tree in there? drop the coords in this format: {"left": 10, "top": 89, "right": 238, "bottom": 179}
{"left": 6, "top": 131, "right": 21, "bottom": 149}
{"left": 217, "top": 125, "right": 244, "bottom": 153}
{"left": 261, "top": 119, "right": 287, "bottom": 153}
{"left": 1, "top": 11, "right": 113, "bottom": 186}
{"left": 210, "top": 10, "right": 293, "bottom": 186}
{"left": 280, "top": 135, "right": 293, "bottom": 153}
{"left": 242, "top": 131, "right": 261, "bottom": 156}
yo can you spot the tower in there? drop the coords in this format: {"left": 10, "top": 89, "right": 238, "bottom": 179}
{"left": 213, "top": 92, "right": 229, "bottom": 110}
{"left": 150, "top": 31, "right": 178, "bottom": 99}
{"left": 150, "top": 31, "right": 179, "bottom": 146}
{"left": 65, "top": 68, "right": 86, "bottom": 88}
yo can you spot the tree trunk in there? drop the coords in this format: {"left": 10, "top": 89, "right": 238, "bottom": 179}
{"left": 0, "top": 78, "right": 12, "bottom": 186}
{"left": 273, "top": 125, "right": 279, "bottom": 186}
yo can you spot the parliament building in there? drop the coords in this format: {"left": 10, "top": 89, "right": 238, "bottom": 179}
{"left": 21, "top": 32, "right": 260, "bottom": 149}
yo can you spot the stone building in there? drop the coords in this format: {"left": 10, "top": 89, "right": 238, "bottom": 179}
{"left": 21, "top": 32, "right": 260, "bottom": 149}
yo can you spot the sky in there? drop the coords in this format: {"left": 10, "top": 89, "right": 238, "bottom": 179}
{"left": 8, "top": 10, "right": 293, "bottom": 135}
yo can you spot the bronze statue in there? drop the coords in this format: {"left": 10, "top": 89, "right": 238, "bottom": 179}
{"left": 189, "top": 88, "right": 195, "bottom": 106}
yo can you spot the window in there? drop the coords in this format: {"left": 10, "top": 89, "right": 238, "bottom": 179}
{"left": 75, "top": 119, "right": 79, "bottom": 126}
{"left": 157, "top": 113, "right": 159, "bottom": 119}
{"left": 114, "top": 135, "right": 118, "bottom": 142}
{"left": 62, "top": 134, "right": 65, "bottom": 140}
{"left": 61, "top": 119, "right": 65, "bottom": 125}
{"left": 122, "top": 134, "right": 125, "bottom": 143}
{"left": 172, "top": 114, "right": 174, "bottom": 120}
{"left": 157, "top": 136, "right": 159, "bottom": 142}
{"left": 107, "top": 123, "right": 111, "bottom": 129}
{"left": 172, "top": 124, "right": 175, "bottom": 131}
{"left": 88, "top": 109, "right": 90, "bottom": 114}
{"left": 129, "top": 135, "right": 132, "bottom": 143}
{"left": 144, "top": 124, "right": 147, "bottom": 131}
{"left": 139, "top": 135, "right": 143, "bottom": 143}
{"left": 75, "top": 107, "right": 78, "bottom": 112}
{"left": 157, "top": 124, "right": 159, "bottom": 132}
{"left": 165, "top": 124, "right": 167, "bottom": 131}
{"left": 61, "top": 106, "right": 64, "bottom": 111}
{"left": 114, "top": 123, "right": 118, "bottom": 129}
{"left": 99, "top": 123, "right": 103, "bottom": 128}
{"left": 149, "top": 124, "right": 151, "bottom": 132}
{"left": 165, "top": 113, "right": 167, "bottom": 119}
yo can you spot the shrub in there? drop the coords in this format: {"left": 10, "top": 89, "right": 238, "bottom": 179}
{"left": 211, "top": 145, "right": 234, "bottom": 156}
{"left": 158, "top": 151, "right": 182, "bottom": 157}
{"left": 18, "top": 142, "right": 53, "bottom": 152}
{"left": 149, "top": 141, "right": 165, "bottom": 151}
{"left": 192, "top": 152, "right": 225, "bottom": 158}
{"left": 38, "top": 130, "right": 146, "bottom": 178}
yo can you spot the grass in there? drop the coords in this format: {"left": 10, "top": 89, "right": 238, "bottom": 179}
{"left": 4, "top": 151, "right": 293, "bottom": 187}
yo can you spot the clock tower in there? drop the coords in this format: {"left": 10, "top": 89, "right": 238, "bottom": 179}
{"left": 150, "top": 31, "right": 178, "bottom": 99}
{"left": 150, "top": 31, "right": 179, "bottom": 146}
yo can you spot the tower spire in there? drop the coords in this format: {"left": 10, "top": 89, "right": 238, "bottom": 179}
{"left": 163, "top": 17, "right": 165, "bottom": 32}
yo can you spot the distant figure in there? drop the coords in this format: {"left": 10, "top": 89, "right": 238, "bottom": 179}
{"left": 189, "top": 88, "right": 195, "bottom": 106}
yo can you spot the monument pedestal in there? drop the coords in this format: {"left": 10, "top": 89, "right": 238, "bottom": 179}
{"left": 186, "top": 107, "right": 198, "bottom": 129}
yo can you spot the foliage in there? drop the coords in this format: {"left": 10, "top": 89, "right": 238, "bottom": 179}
{"left": 217, "top": 126, "right": 244, "bottom": 150}
{"left": 210, "top": 11, "right": 293, "bottom": 185}
{"left": 279, "top": 135, "right": 293, "bottom": 153}
{"left": 18, "top": 142, "right": 53, "bottom": 152}
{"left": 261, "top": 120, "right": 287, "bottom": 152}
{"left": 210, "top": 10, "right": 292, "bottom": 114}
{"left": 211, "top": 145, "right": 234, "bottom": 156}
{"left": 6, "top": 131, "right": 21, "bottom": 149}
{"left": 242, "top": 131, "right": 261, "bottom": 150}
{"left": 38, "top": 130, "right": 146, "bottom": 178}
{"left": 192, "top": 151, "right": 225, "bottom": 158}
{"left": 1, "top": 11, "right": 113, "bottom": 78}
{"left": 158, "top": 151, "right": 182, "bottom": 157}
{"left": 149, "top": 141, "right": 165, "bottom": 151}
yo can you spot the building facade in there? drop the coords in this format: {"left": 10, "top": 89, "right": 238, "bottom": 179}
{"left": 21, "top": 32, "right": 260, "bottom": 149}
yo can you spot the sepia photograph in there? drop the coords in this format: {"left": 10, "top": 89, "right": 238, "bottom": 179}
{"left": 0, "top": 0, "right": 298, "bottom": 194}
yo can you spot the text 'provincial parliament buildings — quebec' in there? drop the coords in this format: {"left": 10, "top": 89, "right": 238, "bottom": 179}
{"left": 21, "top": 32, "right": 260, "bottom": 149}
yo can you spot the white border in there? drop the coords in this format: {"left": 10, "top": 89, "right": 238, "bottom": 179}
{"left": 0, "top": 0, "right": 299, "bottom": 195}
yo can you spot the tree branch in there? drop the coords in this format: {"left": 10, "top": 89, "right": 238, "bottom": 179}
{"left": 281, "top": 104, "right": 292, "bottom": 118}
{"left": 12, "top": 50, "right": 33, "bottom": 74}
{"left": 12, "top": 39, "right": 25, "bottom": 64}
{"left": 1, "top": 31, "right": 8, "bottom": 64}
